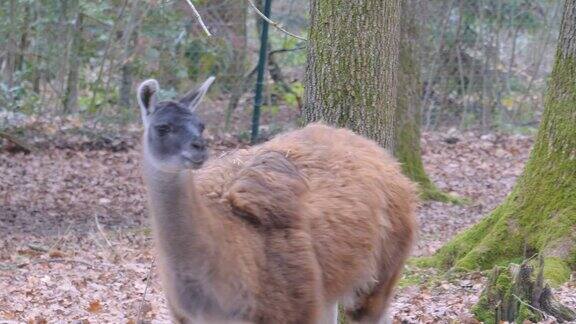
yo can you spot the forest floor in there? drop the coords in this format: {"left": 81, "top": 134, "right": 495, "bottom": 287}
{"left": 1, "top": 121, "right": 575, "bottom": 323}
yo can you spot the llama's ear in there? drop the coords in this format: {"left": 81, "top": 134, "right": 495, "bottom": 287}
{"left": 137, "top": 79, "right": 159, "bottom": 125}
{"left": 179, "top": 76, "right": 215, "bottom": 112}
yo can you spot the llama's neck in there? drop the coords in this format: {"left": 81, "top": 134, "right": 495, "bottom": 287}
{"left": 143, "top": 161, "right": 217, "bottom": 267}
{"left": 143, "top": 160, "right": 253, "bottom": 317}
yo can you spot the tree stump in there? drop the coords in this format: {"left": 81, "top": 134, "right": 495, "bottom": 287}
{"left": 473, "top": 256, "right": 576, "bottom": 323}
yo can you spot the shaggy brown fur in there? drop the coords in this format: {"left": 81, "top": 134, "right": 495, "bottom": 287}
{"left": 145, "top": 123, "right": 417, "bottom": 323}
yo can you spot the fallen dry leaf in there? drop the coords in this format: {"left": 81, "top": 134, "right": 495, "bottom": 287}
{"left": 48, "top": 250, "right": 65, "bottom": 258}
{"left": 87, "top": 300, "right": 102, "bottom": 313}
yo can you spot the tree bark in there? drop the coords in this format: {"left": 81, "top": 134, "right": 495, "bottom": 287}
{"left": 5, "top": 0, "right": 17, "bottom": 88}
{"left": 15, "top": 4, "right": 31, "bottom": 72}
{"left": 64, "top": 7, "right": 82, "bottom": 114}
{"left": 395, "top": 0, "right": 454, "bottom": 202}
{"left": 430, "top": 0, "right": 576, "bottom": 283}
{"left": 303, "top": 0, "right": 401, "bottom": 151}
{"left": 120, "top": 60, "right": 133, "bottom": 109}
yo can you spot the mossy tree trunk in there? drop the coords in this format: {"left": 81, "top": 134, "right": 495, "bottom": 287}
{"left": 303, "top": 1, "right": 454, "bottom": 204}
{"left": 431, "top": 0, "right": 576, "bottom": 283}
{"left": 395, "top": 0, "right": 454, "bottom": 202}
{"left": 303, "top": 0, "right": 401, "bottom": 151}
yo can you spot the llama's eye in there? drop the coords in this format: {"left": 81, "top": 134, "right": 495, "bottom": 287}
{"left": 155, "top": 124, "right": 172, "bottom": 136}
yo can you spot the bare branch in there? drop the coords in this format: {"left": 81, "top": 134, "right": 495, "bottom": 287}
{"left": 17, "top": 258, "right": 96, "bottom": 269}
{"left": 27, "top": 244, "right": 49, "bottom": 253}
{"left": 94, "top": 214, "right": 120, "bottom": 262}
{"left": 0, "top": 131, "right": 33, "bottom": 153}
{"left": 184, "top": 0, "right": 212, "bottom": 37}
{"left": 246, "top": 0, "right": 307, "bottom": 41}
{"left": 512, "top": 294, "right": 550, "bottom": 320}
{"left": 48, "top": 221, "right": 75, "bottom": 252}
{"left": 269, "top": 45, "right": 307, "bottom": 56}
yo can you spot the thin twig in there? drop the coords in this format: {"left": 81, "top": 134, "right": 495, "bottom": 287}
{"left": 27, "top": 244, "right": 49, "bottom": 253}
{"left": 246, "top": 0, "right": 307, "bottom": 41}
{"left": 80, "top": 12, "right": 113, "bottom": 28}
{"left": 94, "top": 214, "right": 115, "bottom": 251}
{"left": 94, "top": 215, "right": 120, "bottom": 263}
{"left": 184, "top": 0, "right": 212, "bottom": 36}
{"left": 17, "top": 258, "right": 96, "bottom": 269}
{"left": 137, "top": 258, "right": 156, "bottom": 323}
{"left": 48, "top": 221, "right": 75, "bottom": 252}
{"left": 512, "top": 294, "right": 549, "bottom": 320}
{"left": 269, "top": 45, "right": 307, "bottom": 56}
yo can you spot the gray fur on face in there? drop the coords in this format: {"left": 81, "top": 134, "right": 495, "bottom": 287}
{"left": 137, "top": 77, "right": 215, "bottom": 172}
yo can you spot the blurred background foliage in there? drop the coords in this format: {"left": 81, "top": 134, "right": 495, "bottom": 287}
{"left": 418, "top": 0, "right": 560, "bottom": 132}
{"left": 0, "top": 0, "right": 560, "bottom": 136}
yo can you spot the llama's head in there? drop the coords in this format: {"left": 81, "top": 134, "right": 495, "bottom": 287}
{"left": 137, "top": 77, "right": 215, "bottom": 172}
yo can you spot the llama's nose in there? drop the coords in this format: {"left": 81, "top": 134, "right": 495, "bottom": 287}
{"left": 190, "top": 138, "right": 206, "bottom": 151}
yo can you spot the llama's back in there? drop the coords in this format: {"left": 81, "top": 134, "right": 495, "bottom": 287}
{"left": 195, "top": 123, "right": 417, "bottom": 320}
{"left": 261, "top": 124, "right": 417, "bottom": 304}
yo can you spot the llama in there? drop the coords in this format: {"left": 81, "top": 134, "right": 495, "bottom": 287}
{"left": 137, "top": 77, "right": 417, "bottom": 324}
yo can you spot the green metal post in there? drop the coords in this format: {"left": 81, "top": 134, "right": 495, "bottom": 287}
{"left": 250, "top": 0, "right": 272, "bottom": 144}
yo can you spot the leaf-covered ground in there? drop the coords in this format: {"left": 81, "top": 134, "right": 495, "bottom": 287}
{"left": 1, "top": 128, "right": 574, "bottom": 323}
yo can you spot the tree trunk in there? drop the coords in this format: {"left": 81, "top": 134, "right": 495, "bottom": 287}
{"left": 4, "top": 0, "right": 17, "bottom": 88}
{"left": 120, "top": 62, "right": 133, "bottom": 109}
{"left": 303, "top": 0, "right": 401, "bottom": 151}
{"left": 395, "top": 0, "right": 454, "bottom": 202}
{"left": 64, "top": 7, "right": 82, "bottom": 114}
{"left": 57, "top": 0, "right": 70, "bottom": 98}
{"left": 118, "top": 0, "right": 147, "bottom": 111}
{"left": 429, "top": 0, "right": 576, "bottom": 284}
{"left": 119, "top": 29, "right": 139, "bottom": 110}
{"left": 30, "top": 3, "right": 41, "bottom": 95}
{"left": 15, "top": 4, "right": 31, "bottom": 72}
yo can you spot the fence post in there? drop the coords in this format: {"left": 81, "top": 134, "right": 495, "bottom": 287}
{"left": 250, "top": 0, "right": 272, "bottom": 144}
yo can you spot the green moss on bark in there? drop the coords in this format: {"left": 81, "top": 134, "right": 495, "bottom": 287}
{"left": 516, "top": 304, "right": 535, "bottom": 324}
{"left": 472, "top": 266, "right": 514, "bottom": 324}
